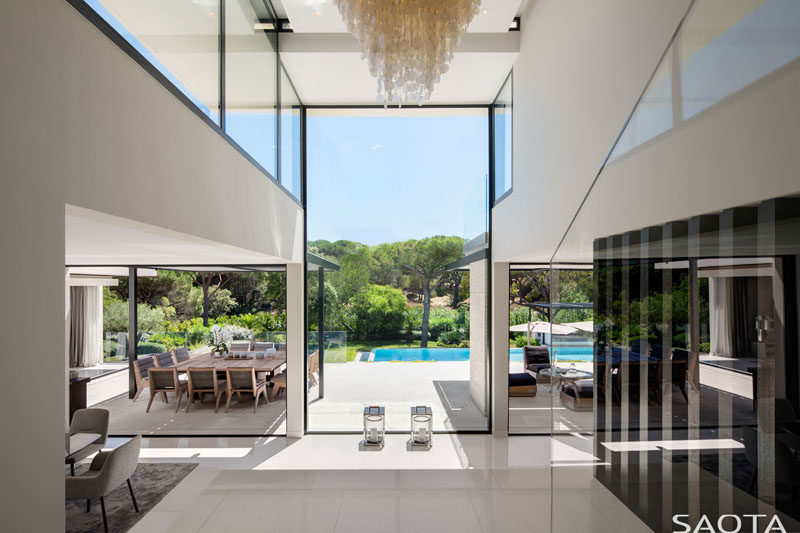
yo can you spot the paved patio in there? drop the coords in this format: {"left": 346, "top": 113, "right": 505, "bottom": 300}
{"left": 308, "top": 361, "right": 488, "bottom": 432}
{"left": 88, "top": 370, "right": 286, "bottom": 436}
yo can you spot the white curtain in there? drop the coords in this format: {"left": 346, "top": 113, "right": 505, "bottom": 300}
{"left": 69, "top": 285, "right": 104, "bottom": 367}
{"left": 84, "top": 286, "right": 103, "bottom": 366}
{"left": 709, "top": 277, "right": 733, "bottom": 356}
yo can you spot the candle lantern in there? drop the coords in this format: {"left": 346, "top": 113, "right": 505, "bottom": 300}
{"left": 362, "top": 406, "right": 385, "bottom": 448}
{"left": 410, "top": 406, "right": 433, "bottom": 449}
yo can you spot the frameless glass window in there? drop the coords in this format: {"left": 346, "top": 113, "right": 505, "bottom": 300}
{"left": 680, "top": 0, "right": 800, "bottom": 120}
{"left": 225, "top": 0, "right": 278, "bottom": 177}
{"left": 305, "top": 108, "right": 490, "bottom": 432}
{"left": 610, "top": 0, "right": 800, "bottom": 161}
{"left": 493, "top": 72, "right": 512, "bottom": 202}
{"left": 280, "top": 65, "right": 302, "bottom": 199}
{"left": 85, "top": 0, "right": 220, "bottom": 123}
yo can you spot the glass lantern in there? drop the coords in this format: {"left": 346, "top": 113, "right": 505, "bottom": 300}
{"left": 410, "top": 406, "right": 433, "bottom": 449}
{"left": 362, "top": 406, "right": 385, "bottom": 448}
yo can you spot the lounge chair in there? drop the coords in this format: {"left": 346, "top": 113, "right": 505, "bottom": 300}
{"left": 508, "top": 372, "right": 537, "bottom": 397}
{"left": 523, "top": 345, "right": 550, "bottom": 379}
{"left": 560, "top": 379, "right": 593, "bottom": 411}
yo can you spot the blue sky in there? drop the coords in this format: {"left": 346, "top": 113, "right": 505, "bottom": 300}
{"left": 306, "top": 110, "right": 489, "bottom": 245}
{"left": 86, "top": 2, "right": 489, "bottom": 247}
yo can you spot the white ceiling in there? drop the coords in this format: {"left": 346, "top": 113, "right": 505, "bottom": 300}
{"left": 66, "top": 205, "right": 286, "bottom": 266}
{"left": 277, "top": 0, "right": 525, "bottom": 33}
{"left": 97, "top": 0, "right": 522, "bottom": 107}
{"left": 275, "top": 0, "right": 523, "bottom": 104}
{"left": 280, "top": 32, "right": 518, "bottom": 104}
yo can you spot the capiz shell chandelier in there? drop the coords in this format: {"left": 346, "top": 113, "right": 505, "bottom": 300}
{"left": 332, "top": 0, "right": 481, "bottom": 106}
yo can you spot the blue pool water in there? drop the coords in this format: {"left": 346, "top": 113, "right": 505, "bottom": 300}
{"left": 371, "top": 346, "right": 594, "bottom": 362}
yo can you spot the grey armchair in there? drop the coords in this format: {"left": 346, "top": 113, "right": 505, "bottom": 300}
{"left": 66, "top": 435, "right": 141, "bottom": 533}
{"left": 65, "top": 408, "right": 109, "bottom": 476}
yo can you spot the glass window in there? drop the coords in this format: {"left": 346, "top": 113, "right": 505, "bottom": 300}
{"left": 610, "top": 0, "right": 800, "bottom": 161}
{"left": 85, "top": 0, "right": 221, "bottom": 123}
{"left": 280, "top": 65, "right": 302, "bottom": 199}
{"left": 225, "top": 0, "right": 278, "bottom": 177}
{"left": 493, "top": 72, "right": 513, "bottom": 202}
{"left": 305, "top": 108, "right": 490, "bottom": 432}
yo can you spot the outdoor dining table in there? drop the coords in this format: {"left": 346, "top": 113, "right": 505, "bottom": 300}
{"left": 173, "top": 353, "right": 286, "bottom": 378}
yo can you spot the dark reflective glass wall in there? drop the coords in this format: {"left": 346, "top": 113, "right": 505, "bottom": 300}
{"left": 586, "top": 199, "right": 800, "bottom": 531}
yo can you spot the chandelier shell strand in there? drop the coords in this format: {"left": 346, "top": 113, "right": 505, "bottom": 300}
{"left": 333, "top": 0, "right": 481, "bottom": 106}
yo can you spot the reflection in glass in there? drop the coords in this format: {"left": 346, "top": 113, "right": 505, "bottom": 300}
{"left": 280, "top": 66, "right": 302, "bottom": 199}
{"left": 680, "top": 0, "right": 800, "bottom": 120}
{"left": 225, "top": 0, "right": 277, "bottom": 176}
{"left": 509, "top": 268, "right": 594, "bottom": 434}
{"left": 610, "top": 0, "right": 800, "bottom": 161}
{"left": 571, "top": 201, "right": 800, "bottom": 531}
{"left": 493, "top": 72, "right": 513, "bottom": 201}
{"left": 85, "top": 0, "right": 221, "bottom": 123}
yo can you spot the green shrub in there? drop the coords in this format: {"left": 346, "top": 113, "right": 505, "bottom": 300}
{"left": 438, "top": 329, "right": 465, "bottom": 346}
{"left": 346, "top": 285, "right": 407, "bottom": 340}
{"left": 147, "top": 333, "right": 185, "bottom": 350}
{"left": 137, "top": 341, "right": 166, "bottom": 355}
{"left": 428, "top": 315, "right": 456, "bottom": 340}
{"left": 514, "top": 336, "right": 529, "bottom": 348}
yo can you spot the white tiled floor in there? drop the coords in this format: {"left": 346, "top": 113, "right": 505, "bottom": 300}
{"left": 112, "top": 434, "right": 652, "bottom": 533}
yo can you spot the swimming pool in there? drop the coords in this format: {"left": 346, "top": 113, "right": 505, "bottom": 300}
{"left": 371, "top": 346, "right": 594, "bottom": 362}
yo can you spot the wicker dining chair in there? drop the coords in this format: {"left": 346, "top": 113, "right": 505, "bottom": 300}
{"left": 225, "top": 367, "right": 269, "bottom": 413}
{"left": 146, "top": 368, "right": 187, "bottom": 413}
{"left": 185, "top": 367, "right": 227, "bottom": 413}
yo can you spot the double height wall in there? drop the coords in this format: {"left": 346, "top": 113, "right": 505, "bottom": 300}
{"left": 541, "top": 0, "right": 800, "bottom": 530}
{"left": 75, "top": 0, "right": 302, "bottom": 200}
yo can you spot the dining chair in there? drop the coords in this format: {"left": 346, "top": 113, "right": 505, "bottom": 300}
{"left": 225, "top": 367, "right": 269, "bottom": 413}
{"left": 153, "top": 351, "right": 175, "bottom": 368}
{"left": 307, "top": 350, "right": 319, "bottom": 386}
{"left": 66, "top": 435, "right": 141, "bottom": 533}
{"left": 270, "top": 370, "right": 287, "bottom": 400}
{"left": 132, "top": 356, "right": 162, "bottom": 402}
{"left": 172, "top": 346, "right": 191, "bottom": 365}
{"left": 65, "top": 408, "right": 109, "bottom": 476}
{"left": 146, "top": 368, "right": 187, "bottom": 413}
{"left": 229, "top": 341, "right": 251, "bottom": 353}
{"left": 253, "top": 341, "right": 274, "bottom": 352}
{"left": 185, "top": 367, "right": 227, "bottom": 412}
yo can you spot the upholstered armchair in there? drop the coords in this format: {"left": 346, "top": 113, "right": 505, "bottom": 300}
{"left": 65, "top": 408, "right": 109, "bottom": 476}
{"left": 65, "top": 435, "right": 141, "bottom": 533}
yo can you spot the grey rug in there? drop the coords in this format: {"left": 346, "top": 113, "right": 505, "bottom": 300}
{"left": 66, "top": 462, "right": 198, "bottom": 532}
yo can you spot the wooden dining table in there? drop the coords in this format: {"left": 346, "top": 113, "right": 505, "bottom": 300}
{"left": 173, "top": 353, "right": 286, "bottom": 377}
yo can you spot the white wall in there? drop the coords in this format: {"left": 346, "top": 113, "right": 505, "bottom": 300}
{"left": 555, "top": 59, "right": 800, "bottom": 262}
{"left": 0, "top": 1, "right": 303, "bottom": 529}
{"left": 492, "top": 0, "right": 691, "bottom": 263}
